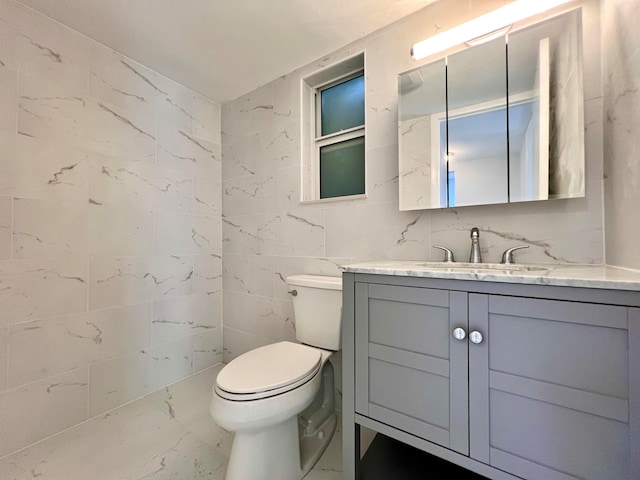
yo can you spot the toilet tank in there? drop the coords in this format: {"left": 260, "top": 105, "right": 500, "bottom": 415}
{"left": 286, "top": 274, "right": 342, "bottom": 350}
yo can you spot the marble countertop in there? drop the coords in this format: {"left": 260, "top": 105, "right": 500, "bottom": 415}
{"left": 342, "top": 261, "right": 640, "bottom": 291}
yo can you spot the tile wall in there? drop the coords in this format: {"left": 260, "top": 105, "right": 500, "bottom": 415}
{"left": 602, "top": 0, "right": 640, "bottom": 270}
{"left": 0, "top": 0, "right": 222, "bottom": 457}
{"left": 220, "top": 0, "right": 605, "bottom": 365}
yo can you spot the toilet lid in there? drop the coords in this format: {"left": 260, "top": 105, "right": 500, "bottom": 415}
{"left": 215, "top": 342, "right": 322, "bottom": 399}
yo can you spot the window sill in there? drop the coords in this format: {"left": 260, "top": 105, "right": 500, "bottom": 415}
{"left": 300, "top": 193, "right": 367, "bottom": 205}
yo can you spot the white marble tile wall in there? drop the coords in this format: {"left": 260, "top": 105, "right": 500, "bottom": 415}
{"left": 221, "top": 0, "right": 606, "bottom": 363}
{"left": 0, "top": 0, "right": 221, "bottom": 458}
{"left": 602, "top": 0, "right": 640, "bottom": 270}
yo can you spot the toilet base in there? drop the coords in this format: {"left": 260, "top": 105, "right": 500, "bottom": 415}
{"left": 224, "top": 412, "right": 337, "bottom": 480}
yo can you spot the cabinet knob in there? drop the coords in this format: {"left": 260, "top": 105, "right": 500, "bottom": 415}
{"left": 469, "top": 330, "right": 484, "bottom": 344}
{"left": 452, "top": 327, "right": 467, "bottom": 341}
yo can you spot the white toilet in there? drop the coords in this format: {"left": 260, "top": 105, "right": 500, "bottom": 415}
{"left": 210, "top": 274, "right": 342, "bottom": 480}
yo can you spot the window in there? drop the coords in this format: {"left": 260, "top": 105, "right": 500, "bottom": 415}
{"left": 301, "top": 52, "right": 366, "bottom": 202}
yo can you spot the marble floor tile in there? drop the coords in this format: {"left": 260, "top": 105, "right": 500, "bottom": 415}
{"left": 0, "top": 363, "right": 343, "bottom": 480}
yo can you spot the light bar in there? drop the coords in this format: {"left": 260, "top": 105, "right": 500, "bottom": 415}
{"left": 411, "top": 0, "right": 573, "bottom": 60}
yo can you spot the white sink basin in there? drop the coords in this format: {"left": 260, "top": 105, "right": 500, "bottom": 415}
{"left": 415, "top": 261, "right": 549, "bottom": 273}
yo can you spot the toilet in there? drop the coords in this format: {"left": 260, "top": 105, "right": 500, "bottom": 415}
{"left": 210, "top": 274, "right": 342, "bottom": 480}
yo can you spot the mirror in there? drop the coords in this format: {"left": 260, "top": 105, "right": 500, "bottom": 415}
{"left": 398, "top": 9, "right": 584, "bottom": 211}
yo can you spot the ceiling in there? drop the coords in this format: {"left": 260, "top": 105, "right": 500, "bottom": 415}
{"left": 19, "top": 0, "right": 438, "bottom": 104}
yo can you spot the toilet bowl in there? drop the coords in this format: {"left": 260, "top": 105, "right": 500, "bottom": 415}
{"left": 210, "top": 274, "right": 342, "bottom": 480}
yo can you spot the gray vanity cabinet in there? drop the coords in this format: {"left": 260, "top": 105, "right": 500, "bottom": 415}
{"left": 345, "top": 274, "right": 640, "bottom": 480}
{"left": 468, "top": 294, "right": 632, "bottom": 480}
{"left": 354, "top": 283, "right": 469, "bottom": 454}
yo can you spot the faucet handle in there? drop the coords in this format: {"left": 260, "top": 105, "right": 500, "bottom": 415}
{"left": 500, "top": 245, "right": 529, "bottom": 265}
{"left": 433, "top": 245, "right": 455, "bottom": 263}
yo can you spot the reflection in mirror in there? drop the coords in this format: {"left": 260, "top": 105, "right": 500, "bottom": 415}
{"left": 398, "top": 8, "right": 585, "bottom": 211}
{"left": 446, "top": 36, "right": 508, "bottom": 207}
{"left": 508, "top": 9, "right": 584, "bottom": 201}
{"left": 398, "top": 58, "right": 446, "bottom": 210}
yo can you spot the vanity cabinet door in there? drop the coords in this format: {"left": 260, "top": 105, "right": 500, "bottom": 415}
{"left": 469, "top": 294, "right": 632, "bottom": 480}
{"left": 355, "top": 282, "right": 469, "bottom": 455}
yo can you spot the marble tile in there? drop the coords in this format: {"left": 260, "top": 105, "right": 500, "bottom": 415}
{"left": 274, "top": 165, "right": 301, "bottom": 212}
{"left": 89, "top": 153, "right": 194, "bottom": 212}
{"left": 157, "top": 124, "right": 220, "bottom": 177}
{"left": 0, "top": 257, "right": 88, "bottom": 327}
{"left": 89, "top": 256, "right": 194, "bottom": 310}
{"left": 366, "top": 91, "right": 398, "bottom": 150}
{"left": 154, "top": 212, "right": 221, "bottom": 255}
{"left": 0, "top": 66, "right": 16, "bottom": 133}
{"left": 366, "top": 143, "right": 400, "bottom": 205}
{"left": 222, "top": 254, "right": 274, "bottom": 297}
{"left": 0, "top": 326, "right": 6, "bottom": 392}
{"left": 88, "top": 204, "right": 153, "bottom": 257}
{"left": 80, "top": 98, "right": 156, "bottom": 161}
{"left": 152, "top": 292, "right": 221, "bottom": 344}
{"left": 0, "top": 10, "right": 19, "bottom": 71}
{"left": 88, "top": 43, "right": 189, "bottom": 131}
{"left": 0, "top": 368, "right": 88, "bottom": 458}
{"left": 88, "top": 336, "right": 194, "bottom": 416}
{"left": 0, "top": 391, "right": 226, "bottom": 480}
{"left": 221, "top": 133, "right": 260, "bottom": 180}
{"left": 193, "top": 173, "right": 222, "bottom": 215}
{"left": 187, "top": 94, "right": 222, "bottom": 145}
{"left": 257, "top": 208, "right": 325, "bottom": 257}
{"left": 12, "top": 198, "right": 89, "bottom": 259}
{"left": 0, "top": 132, "right": 90, "bottom": 203}
{"left": 8, "top": 303, "right": 152, "bottom": 388}
{"left": 222, "top": 174, "right": 274, "bottom": 216}
{"left": 272, "top": 256, "right": 350, "bottom": 300}
{"left": 430, "top": 182, "right": 605, "bottom": 265}
{"left": 147, "top": 366, "right": 231, "bottom": 455}
{"left": 222, "top": 291, "right": 259, "bottom": 335}
{"left": 257, "top": 297, "right": 296, "bottom": 342}
{"left": 222, "top": 215, "right": 259, "bottom": 255}
{"left": 221, "top": 84, "right": 274, "bottom": 146}
{"left": 0, "top": 196, "right": 10, "bottom": 261}
{"left": 193, "top": 330, "right": 223, "bottom": 372}
{"left": 324, "top": 201, "right": 432, "bottom": 262}
{"left": 18, "top": 72, "right": 84, "bottom": 142}
{"left": 222, "top": 326, "right": 271, "bottom": 363}
{"left": 193, "top": 254, "right": 222, "bottom": 294}
{"left": 6, "top": 1, "right": 89, "bottom": 95}
{"left": 274, "top": 74, "right": 300, "bottom": 128}
{"left": 265, "top": 121, "right": 300, "bottom": 171}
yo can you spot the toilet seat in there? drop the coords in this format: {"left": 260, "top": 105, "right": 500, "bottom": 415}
{"left": 215, "top": 342, "right": 322, "bottom": 401}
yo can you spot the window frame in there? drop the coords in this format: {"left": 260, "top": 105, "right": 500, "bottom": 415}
{"left": 300, "top": 52, "right": 367, "bottom": 203}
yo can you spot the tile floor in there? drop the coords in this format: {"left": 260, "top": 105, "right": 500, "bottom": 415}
{"left": 0, "top": 365, "right": 343, "bottom": 480}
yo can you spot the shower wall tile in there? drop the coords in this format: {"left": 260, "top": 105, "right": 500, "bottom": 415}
{"left": 0, "top": 66, "right": 16, "bottom": 133}
{"left": 222, "top": 254, "right": 274, "bottom": 297}
{"left": 157, "top": 124, "right": 220, "bottom": 177}
{"left": 193, "top": 253, "right": 223, "bottom": 294}
{"left": 153, "top": 212, "right": 221, "bottom": 255}
{"left": 89, "top": 255, "right": 194, "bottom": 310}
{"left": 0, "top": 196, "right": 10, "bottom": 261}
{"left": 80, "top": 98, "right": 156, "bottom": 161}
{"left": 152, "top": 292, "right": 221, "bottom": 344}
{"left": 12, "top": 198, "right": 89, "bottom": 259}
{"left": 0, "top": 257, "right": 88, "bottom": 327}
{"left": 256, "top": 297, "right": 296, "bottom": 342}
{"left": 222, "top": 215, "right": 260, "bottom": 255}
{"left": 0, "top": 369, "right": 88, "bottom": 458}
{"left": 88, "top": 154, "right": 193, "bottom": 212}
{"left": 7, "top": 303, "right": 152, "bottom": 388}
{"left": 222, "top": 174, "right": 274, "bottom": 217}
{"left": 0, "top": 1, "right": 221, "bottom": 458}
{"left": 0, "top": 132, "right": 90, "bottom": 204}
{"left": 88, "top": 204, "right": 153, "bottom": 257}
{"left": 88, "top": 336, "right": 194, "bottom": 416}
{"left": 193, "top": 330, "right": 223, "bottom": 371}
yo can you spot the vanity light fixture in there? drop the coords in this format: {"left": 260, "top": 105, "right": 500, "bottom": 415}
{"left": 411, "top": 0, "right": 573, "bottom": 60}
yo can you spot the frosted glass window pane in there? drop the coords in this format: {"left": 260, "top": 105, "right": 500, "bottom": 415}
{"left": 321, "top": 75, "right": 364, "bottom": 136}
{"left": 320, "top": 137, "right": 365, "bottom": 199}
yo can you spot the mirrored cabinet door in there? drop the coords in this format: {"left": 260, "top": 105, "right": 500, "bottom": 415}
{"left": 398, "top": 58, "right": 447, "bottom": 210}
{"left": 446, "top": 37, "right": 508, "bottom": 208}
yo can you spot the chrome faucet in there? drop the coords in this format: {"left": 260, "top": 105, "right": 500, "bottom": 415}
{"left": 469, "top": 227, "right": 482, "bottom": 263}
